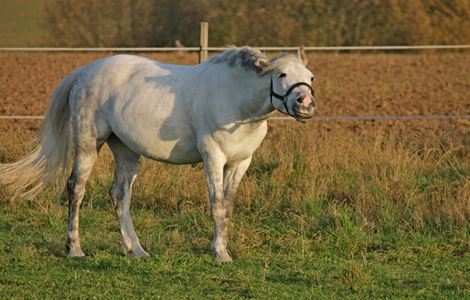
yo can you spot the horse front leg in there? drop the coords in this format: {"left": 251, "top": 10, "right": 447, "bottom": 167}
{"left": 202, "top": 149, "right": 231, "bottom": 262}
{"left": 223, "top": 157, "right": 253, "bottom": 225}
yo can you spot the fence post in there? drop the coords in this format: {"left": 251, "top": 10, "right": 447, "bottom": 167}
{"left": 199, "top": 22, "right": 209, "bottom": 63}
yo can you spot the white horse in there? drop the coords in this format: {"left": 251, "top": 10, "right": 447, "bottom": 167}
{"left": 0, "top": 46, "right": 316, "bottom": 261}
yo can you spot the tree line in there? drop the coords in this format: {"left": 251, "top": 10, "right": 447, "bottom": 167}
{"left": 45, "top": 0, "right": 470, "bottom": 47}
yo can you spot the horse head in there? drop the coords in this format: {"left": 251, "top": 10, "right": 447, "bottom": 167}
{"left": 257, "top": 52, "right": 316, "bottom": 121}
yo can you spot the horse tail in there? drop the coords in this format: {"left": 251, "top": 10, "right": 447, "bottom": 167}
{"left": 0, "top": 67, "right": 86, "bottom": 200}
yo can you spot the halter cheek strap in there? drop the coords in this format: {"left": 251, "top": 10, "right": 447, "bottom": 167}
{"left": 270, "top": 76, "right": 314, "bottom": 119}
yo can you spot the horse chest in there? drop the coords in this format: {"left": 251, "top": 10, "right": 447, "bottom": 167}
{"left": 216, "top": 122, "right": 268, "bottom": 162}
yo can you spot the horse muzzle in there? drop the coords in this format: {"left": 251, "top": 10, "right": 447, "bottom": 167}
{"left": 293, "top": 95, "right": 316, "bottom": 120}
{"left": 270, "top": 77, "right": 316, "bottom": 121}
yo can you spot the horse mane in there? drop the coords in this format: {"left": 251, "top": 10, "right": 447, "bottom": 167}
{"left": 261, "top": 53, "right": 301, "bottom": 74}
{"left": 208, "top": 46, "right": 301, "bottom": 75}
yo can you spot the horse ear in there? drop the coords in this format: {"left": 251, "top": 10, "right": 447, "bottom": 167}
{"left": 254, "top": 57, "right": 269, "bottom": 69}
{"left": 298, "top": 46, "right": 308, "bottom": 66}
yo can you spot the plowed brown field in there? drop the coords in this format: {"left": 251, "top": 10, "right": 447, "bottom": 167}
{"left": 0, "top": 52, "right": 469, "bottom": 138}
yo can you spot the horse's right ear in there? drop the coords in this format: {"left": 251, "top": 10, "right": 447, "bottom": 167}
{"left": 254, "top": 57, "right": 269, "bottom": 69}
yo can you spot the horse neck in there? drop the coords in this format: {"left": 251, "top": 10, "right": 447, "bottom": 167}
{"left": 221, "top": 67, "right": 274, "bottom": 121}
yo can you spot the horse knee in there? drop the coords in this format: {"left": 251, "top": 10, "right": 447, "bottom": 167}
{"left": 67, "top": 174, "right": 82, "bottom": 199}
{"left": 66, "top": 175, "right": 75, "bottom": 196}
{"left": 67, "top": 180, "right": 86, "bottom": 200}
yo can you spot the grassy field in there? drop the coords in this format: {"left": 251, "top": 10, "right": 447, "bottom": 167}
{"left": 1, "top": 124, "right": 469, "bottom": 299}
{"left": 0, "top": 53, "right": 469, "bottom": 298}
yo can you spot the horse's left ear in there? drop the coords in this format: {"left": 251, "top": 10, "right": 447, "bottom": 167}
{"left": 298, "top": 46, "right": 308, "bottom": 66}
{"left": 254, "top": 57, "right": 269, "bottom": 69}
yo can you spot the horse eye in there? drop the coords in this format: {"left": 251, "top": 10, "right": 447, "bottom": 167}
{"left": 310, "top": 76, "right": 315, "bottom": 82}
{"left": 278, "top": 73, "right": 286, "bottom": 78}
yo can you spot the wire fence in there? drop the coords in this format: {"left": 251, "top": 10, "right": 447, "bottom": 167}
{"left": 1, "top": 115, "right": 469, "bottom": 122}
{"left": 1, "top": 44, "right": 470, "bottom": 53}
{"left": 272, "top": 115, "right": 470, "bottom": 121}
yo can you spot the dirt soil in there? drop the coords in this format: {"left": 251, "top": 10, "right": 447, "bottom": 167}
{"left": 0, "top": 51, "right": 469, "bottom": 135}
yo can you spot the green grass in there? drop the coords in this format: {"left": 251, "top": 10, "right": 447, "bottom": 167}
{"left": 1, "top": 124, "right": 469, "bottom": 298}
{"left": 0, "top": 204, "right": 469, "bottom": 299}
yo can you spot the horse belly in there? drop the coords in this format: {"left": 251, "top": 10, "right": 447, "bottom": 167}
{"left": 113, "top": 127, "right": 202, "bottom": 164}
{"left": 109, "top": 108, "right": 202, "bottom": 164}
{"left": 145, "top": 137, "right": 202, "bottom": 164}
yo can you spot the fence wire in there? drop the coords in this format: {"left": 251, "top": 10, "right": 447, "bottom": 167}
{"left": 1, "top": 45, "right": 469, "bottom": 52}
{"left": 1, "top": 115, "right": 469, "bottom": 122}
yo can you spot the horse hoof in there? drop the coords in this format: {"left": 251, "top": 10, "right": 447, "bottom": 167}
{"left": 215, "top": 252, "right": 233, "bottom": 263}
{"left": 132, "top": 249, "right": 150, "bottom": 259}
{"left": 67, "top": 249, "right": 86, "bottom": 258}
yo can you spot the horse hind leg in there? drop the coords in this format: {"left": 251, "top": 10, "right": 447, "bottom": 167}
{"left": 66, "top": 111, "right": 110, "bottom": 257}
{"left": 107, "top": 135, "right": 149, "bottom": 258}
{"left": 66, "top": 143, "right": 100, "bottom": 258}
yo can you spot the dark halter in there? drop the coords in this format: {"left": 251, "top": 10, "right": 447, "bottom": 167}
{"left": 270, "top": 76, "right": 315, "bottom": 120}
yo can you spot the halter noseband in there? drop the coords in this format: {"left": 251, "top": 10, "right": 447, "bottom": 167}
{"left": 270, "top": 76, "right": 315, "bottom": 120}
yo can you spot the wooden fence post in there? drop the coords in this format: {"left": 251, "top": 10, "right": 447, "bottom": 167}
{"left": 199, "top": 22, "right": 209, "bottom": 63}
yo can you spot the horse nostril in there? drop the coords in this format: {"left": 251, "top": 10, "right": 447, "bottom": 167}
{"left": 312, "top": 99, "right": 317, "bottom": 108}
{"left": 296, "top": 96, "right": 303, "bottom": 103}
